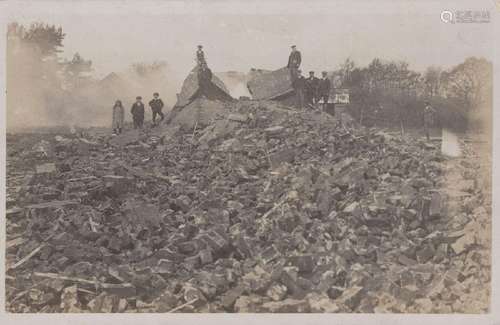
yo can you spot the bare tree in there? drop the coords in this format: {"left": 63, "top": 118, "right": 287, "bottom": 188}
{"left": 63, "top": 53, "right": 93, "bottom": 90}
{"left": 423, "top": 66, "right": 442, "bottom": 98}
{"left": 440, "top": 57, "right": 492, "bottom": 111}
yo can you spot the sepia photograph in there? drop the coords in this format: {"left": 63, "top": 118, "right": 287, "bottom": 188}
{"left": 1, "top": 0, "right": 497, "bottom": 318}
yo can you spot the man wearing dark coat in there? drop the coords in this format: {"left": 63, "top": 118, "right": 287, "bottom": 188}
{"left": 196, "top": 45, "right": 206, "bottom": 66}
{"left": 292, "top": 69, "right": 306, "bottom": 109}
{"left": 149, "top": 92, "right": 165, "bottom": 126}
{"left": 305, "top": 71, "right": 320, "bottom": 105}
{"left": 318, "top": 71, "right": 331, "bottom": 110}
{"left": 131, "top": 96, "right": 145, "bottom": 129}
{"left": 287, "top": 45, "right": 302, "bottom": 69}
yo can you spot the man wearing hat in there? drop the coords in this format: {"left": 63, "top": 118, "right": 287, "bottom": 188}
{"left": 131, "top": 96, "right": 145, "bottom": 129}
{"left": 196, "top": 45, "right": 206, "bottom": 66}
{"left": 287, "top": 45, "right": 302, "bottom": 70}
{"left": 149, "top": 92, "right": 165, "bottom": 126}
{"left": 292, "top": 69, "right": 306, "bottom": 109}
{"left": 318, "top": 71, "right": 332, "bottom": 110}
{"left": 305, "top": 71, "right": 319, "bottom": 106}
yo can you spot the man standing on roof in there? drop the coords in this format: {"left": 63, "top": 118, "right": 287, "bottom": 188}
{"left": 149, "top": 92, "right": 165, "bottom": 126}
{"left": 287, "top": 45, "right": 302, "bottom": 70}
{"left": 196, "top": 45, "right": 206, "bottom": 66}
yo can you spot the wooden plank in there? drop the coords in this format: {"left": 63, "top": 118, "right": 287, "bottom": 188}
{"left": 6, "top": 237, "right": 27, "bottom": 250}
{"left": 8, "top": 244, "right": 46, "bottom": 270}
{"left": 24, "top": 200, "right": 78, "bottom": 210}
{"left": 33, "top": 272, "right": 135, "bottom": 291}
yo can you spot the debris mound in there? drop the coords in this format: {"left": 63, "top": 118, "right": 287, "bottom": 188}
{"left": 5, "top": 100, "right": 490, "bottom": 313}
{"left": 166, "top": 98, "right": 231, "bottom": 130}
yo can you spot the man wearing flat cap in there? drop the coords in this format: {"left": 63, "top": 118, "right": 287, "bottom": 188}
{"left": 287, "top": 45, "right": 302, "bottom": 70}
{"left": 131, "top": 96, "right": 145, "bottom": 129}
{"left": 305, "top": 71, "right": 319, "bottom": 106}
{"left": 149, "top": 92, "right": 165, "bottom": 126}
{"left": 292, "top": 69, "right": 306, "bottom": 109}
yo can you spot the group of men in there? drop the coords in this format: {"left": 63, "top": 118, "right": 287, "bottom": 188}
{"left": 130, "top": 92, "right": 165, "bottom": 129}
{"left": 120, "top": 46, "right": 210, "bottom": 133}
{"left": 287, "top": 45, "right": 331, "bottom": 110}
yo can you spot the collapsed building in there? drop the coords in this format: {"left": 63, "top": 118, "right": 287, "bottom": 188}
{"left": 5, "top": 94, "right": 491, "bottom": 313}
{"left": 166, "top": 65, "right": 234, "bottom": 128}
{"left": 4, "top": 58, "right": 491, "bottom": 314}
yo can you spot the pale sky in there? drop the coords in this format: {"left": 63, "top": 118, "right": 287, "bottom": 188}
{"left": 4, "top": 0, "right": 497, "bottom": 80}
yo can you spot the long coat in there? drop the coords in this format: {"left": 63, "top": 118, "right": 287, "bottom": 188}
{"left": 305, "top": 77, "right": 319, "bottom": 94}
{"left": 318, "top": 77, "right": 331, "bottom": 96}
{"left": 287, "top": 50, "right": 302, "bottom": 68}
{"left": 112, "top": 105, "right": 125, "bottom": 129}
{"left": 131, "top": 102, "right": 145, "bottom": 120}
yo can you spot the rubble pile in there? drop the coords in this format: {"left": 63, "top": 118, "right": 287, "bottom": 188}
{"left": 6, "top": 100, "right": 490, "bottom": 313}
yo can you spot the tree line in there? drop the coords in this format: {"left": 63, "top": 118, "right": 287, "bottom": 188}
{"left": 7, "top": 22, "right": 171, "bottom": 129}
{"left": 332, "top": 56, "right": 492, "bottom": 132}
{"left": 6, "top": 21, "right": 492, "bottom": 133}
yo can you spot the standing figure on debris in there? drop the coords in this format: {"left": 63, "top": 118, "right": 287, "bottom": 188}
{"left": 305, "top": 71, "right": 319, "bottom": 106}
{"left": 318, "top": 71, "right": 331, "bottom": 111}
{"left": 292, "top": 69, "right": 306, "bottom": 109}
{"left": 286, "top": 45, "right": 302, "bottom": 81}
{"left": 112, "top": 100, "right": 125, "bottom": 134}
{"left": 149, "top": 92, "right": 165, "bottom": 126}
{"left": 423, "top": 101, "right": 436, "bottom": 141}
{"left": 131, "top": 96, "right": 145, "bottom": 129}
{"left": 196, "top": 45, "right": 206, "bottom": 66}
{"left": 287, "top": 45, "right": 302, "bottom": 73}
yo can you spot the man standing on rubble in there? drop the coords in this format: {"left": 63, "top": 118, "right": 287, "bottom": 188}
{"left": 131, "top": 96, "right": 145, "bottom": 129}
{"left": 149, "top": 92, "right": 165, "bottom": 126}
{"left": 305, "top": 71, "right": 319, "bottom": 106}
{"left": 287, "top": 45, "right": 302, "bottom": 71}
{"left": 196, "top": 45, "right": 206, "bottom": 66}
{"left": 423, "top": 101, "right": 436, "bottom": 141}
{"left": 318, "top": 71, "right": 331, "bottom": 111}
{"left": 292, "top": 69, "right": 306, "bottom": 109}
